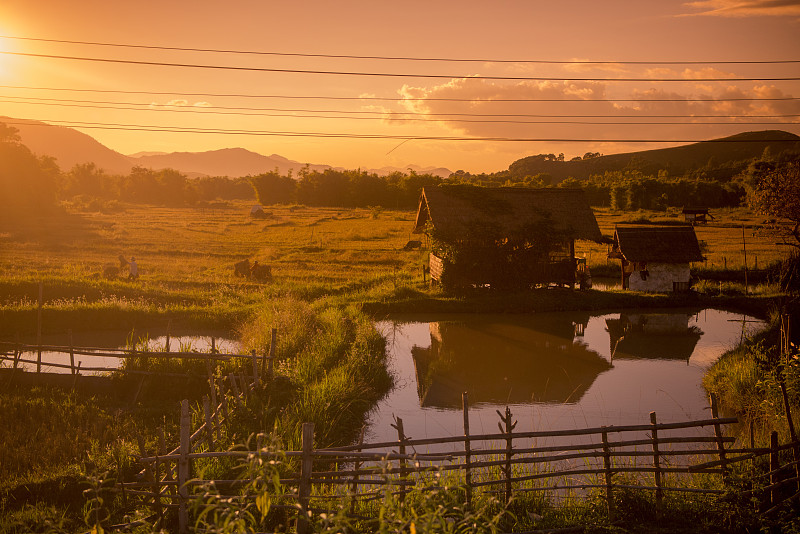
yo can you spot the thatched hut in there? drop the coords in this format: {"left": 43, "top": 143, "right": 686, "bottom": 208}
{"left": 608, "top": 226, "right": 704, "bottom": 292}
{"left": 413, "top": 186, "right": 602, "bottom": 289}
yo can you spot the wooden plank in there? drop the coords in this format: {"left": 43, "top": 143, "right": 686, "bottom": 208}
{"left": 297, "top": 422, "right": 314, "bottom": 534}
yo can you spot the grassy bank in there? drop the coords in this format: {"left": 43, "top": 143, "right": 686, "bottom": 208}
{"left": 1, "top": 201, "right": 794, "bottom": 532}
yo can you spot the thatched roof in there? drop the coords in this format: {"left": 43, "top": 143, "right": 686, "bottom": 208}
{"left": 612, "top": 226, "right": 704, "bottom": 263}
{"left": 413, "top": 186, "right": 602, "bottom": 242}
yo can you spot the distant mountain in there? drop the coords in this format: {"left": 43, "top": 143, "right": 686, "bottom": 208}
{"left": 3, "top": 116, "right": 134, "bottom": 174}
{"left": 364, "top": 164, "right": 453, "bottom": 178}
{"left": 129, "top": 148, "right": 333, "bottom": 177}
{"left": 506, "top": 130, "right": 800, "bottom": 182}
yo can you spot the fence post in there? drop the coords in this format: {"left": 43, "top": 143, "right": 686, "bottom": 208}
{"left": 297, "top": 422, "right": 314, "bottom": 534}
{"left": 462, "top": 392, "right": 473, "bottom": 509}
{"left": 350, "top": 427, "right": 365, "bottom": 516}
{"left": 770, "top": 431, "right": 780, "bottom": 505}
{"left": 394, "top": 417, "right": 408, "bottom": 503}
{"left": 649, "top": 411, "right": 663, "bottom": 508}
{"left": 709, "top": 394, "right": 729, "bottom": 484}
{"left": 251, "top": 349, "right": 259, "bottom": 387}
{"left": 229, "top": 373, "right": 241, "bottom": 405}
{"left": 37, "top": 281, "right": 42, "bottom": 373}
{"left": 497, "top": 406, "right": 517, "bottom": 505}
{"left": 68, "top": 329, "right": 75, "bottom": 375}
{"left": 602, "top": 429, "right": 614, "bottom": 522}
{"left": 178, "top": 399, "right": 190, "bottom": 534}
{"left": 71, "top": 362, "right": 81, "bottom": 391}
{"left": 203, "top": 396, "right": 214, "bottom": 451}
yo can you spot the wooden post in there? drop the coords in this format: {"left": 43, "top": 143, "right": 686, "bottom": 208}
{"left": 462, "top": 392, "right": 473, "bottom": 509}
{"left": 178, "top": 400, "right": 190, "bottom": 534}
{"left": 394, "top": 417, "right": 408, "bottom": 503}
{"left": 211, "top": 336, "right": 216, "bottom": 354}
{"left": 297, "top": 422, "right": 314, "bottom": 534}
{"left": 709, "top": 394, "right": 729, "bottom": 484}
{"left": 37, "top": 281, "right": 42, "bottom": 373}
{"left": 229, "top": 373, "right": 241, "bottom": 404}
{"left": 71, "top": 362, "right": 81, "bottom": 391}
{"left": 770, "top": 431, "right": 780, "bottom": 505}
{"left": 602, "top": 429, "right": 614, "bottom": 521}
{"left": 497, "top": 406, "right": 517, "bottom": 504}
{"left": 203, "top": 396, "right": 214, "bottom": 451}
{"left": 650, "top": 412, "right": 663, "bottom": 507}
{"left": 422, "top": 264, "right": 427, "bottom": 284}
{"left": 251, "top": 349, "right": 259, "bottom": 387}
{"left": 350, "top": 427, "right": 365, "bottom": 516}
{"left": 165, "top": 320, "right": 171, "bottom": 353}
{"left": 778, "top": 379, "right": 800, "bottom": 492}
{"left": 68, "top": 329, "right": 75, "bottom": 375}
{"left": 221, "top": 387, "right": 229, "bottom": 421}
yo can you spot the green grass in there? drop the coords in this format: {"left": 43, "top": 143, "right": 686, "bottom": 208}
{"left": 1, "top": 200, "right": 796, "bottom": 531}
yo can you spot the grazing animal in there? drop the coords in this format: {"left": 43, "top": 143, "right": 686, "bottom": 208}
{"left": 234, "top": 259, "right": 251, "bottom": 277}
{"left": 250, "top": 262, "right": 272, "bottom": 282}
{"left": 402, "top": 240, "right": 422, "bottom": 251}
{"left": 118, "top": 254, "right": 130, "bottom": 270}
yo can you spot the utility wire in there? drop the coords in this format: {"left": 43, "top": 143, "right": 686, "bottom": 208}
{"left": 1, "top": 84, "right": 797, "bottom": 103}
{"left": 2, "top": 97, "right": 798, "bottom": 125}
{"left": 5, "top": 118, "right": 800, "bottom": 143}
{"left": 3, "top": 50, "right": 799, "bottom": 82}
{"left": 2, "top": 35, "right": 798, "bottom": 65}
{"left": 2, "top": 94, "right": 798, "bottom": 120}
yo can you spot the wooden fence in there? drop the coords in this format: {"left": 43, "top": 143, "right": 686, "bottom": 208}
{"left": 125, "top": 391, "right": 800, "bottom": 534}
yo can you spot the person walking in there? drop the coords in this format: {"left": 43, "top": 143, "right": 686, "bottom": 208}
{"left": 128, "top": 257, "right": 138, "bottom": 280}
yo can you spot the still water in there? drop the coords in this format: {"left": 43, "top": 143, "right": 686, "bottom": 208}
{"left": 368, "top": 309, "right": 765, "bottom": 444}
{"left": 6, "top": 330, "right": 240, "bottom": 375}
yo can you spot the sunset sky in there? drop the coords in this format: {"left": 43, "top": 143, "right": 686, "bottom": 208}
{"left": 0, "top": 0, "right": 798, "bottom": 173}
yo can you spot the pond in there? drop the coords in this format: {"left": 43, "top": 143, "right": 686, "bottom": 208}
{"left": 368, "top": 309, "right": 765, "bottom": 445}
{"left": 4, "top": 330, "right": 240, "bottom": 375}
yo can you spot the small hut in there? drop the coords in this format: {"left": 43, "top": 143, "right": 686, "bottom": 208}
{"left": 413, "top": 186, "right": 602, "bottom": 289}
{"left": 609, "top": 226, "right": 704, "bottom": 292}
{"left": 682, "top": 207, "right": 713, "bottom": 225}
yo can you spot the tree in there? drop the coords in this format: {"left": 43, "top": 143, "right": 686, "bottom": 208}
{"left": 749, "top": 160, "right": 800, "bottom": 247}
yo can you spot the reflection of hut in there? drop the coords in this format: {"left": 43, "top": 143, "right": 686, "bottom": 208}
{"left": 608, "top": 226, "right": 704, "bottom": 292}
{"left": 412, "top": 316, "right": 610, "bottom": 408}
{"left": 606, "top": 313, "right": 701, "bottom": 362}
{"left": 413, "top": 186, "right": 602, "bottom": 289}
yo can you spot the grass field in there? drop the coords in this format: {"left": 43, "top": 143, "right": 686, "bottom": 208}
{"left": 0, "top": 200, "right": 794, "bottom": 532}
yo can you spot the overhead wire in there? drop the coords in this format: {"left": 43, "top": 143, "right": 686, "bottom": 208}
{"left": 2, "top": 94, "right": 799, "bottom": 120}
{"left": 2, "top": 50, "right": 799, "bottom": 82}
{"left": 2, "top": 35, "right": 799, "bottom": 65}
{"left": 1, "top": 96, "right": 797, "bottom": 125}
{"left": 4, "top": 118, "right": 799, "bottom": 143}
{"left": 1, "top": 84, "right": 797, "bottom": 103}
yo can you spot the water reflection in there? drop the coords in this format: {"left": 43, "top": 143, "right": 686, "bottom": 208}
{"left": 412, "top": 316, "right": 611, "bottom": 408}
{"left": 606, "top": 313, "right": 701, "bottom": 363}
{"left": 370, "top": 309, "right": 765, "bottom": 444}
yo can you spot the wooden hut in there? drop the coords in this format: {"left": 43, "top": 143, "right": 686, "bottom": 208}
{"left": 608, "top": 226, "right": 704, "bottom": 292}
{"left": 682, "top": 207, "right": 713, "bottom": 225}
{"left": 413, "top": 186, "right": 602, "bottom": 289}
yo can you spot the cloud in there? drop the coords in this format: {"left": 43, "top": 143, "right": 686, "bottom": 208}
{"left": 682, "top": 0, "right": 800, "bottom": 17}
{"left": 393, "top": 78, "right": 800, "bottom": 158}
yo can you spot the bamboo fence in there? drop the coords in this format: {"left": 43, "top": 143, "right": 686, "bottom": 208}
{"left": 125, "top": 391, "right": 800, "bottom": 534}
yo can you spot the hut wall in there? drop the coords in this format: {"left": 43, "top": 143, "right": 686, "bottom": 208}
{"left": 429, "top": 253, "right": 444, "bottom": 283}
{"left": 628, "top": 263, "right": 690, "bottom": 293}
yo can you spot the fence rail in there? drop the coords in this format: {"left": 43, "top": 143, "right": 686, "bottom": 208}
{"left": 121, "top": 390, "right": 800, "bottom": 534}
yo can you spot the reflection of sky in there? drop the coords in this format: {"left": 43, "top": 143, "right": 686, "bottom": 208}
{"left": 369, "top": 309, "right": 765, "bottom": 445}
{"left": 6, "top": 331, "right": 239, "bottom": 375}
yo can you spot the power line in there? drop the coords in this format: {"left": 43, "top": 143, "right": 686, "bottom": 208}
{"left": 3, "top": 50, "right": 799, "bottom": 82}
{"left": 3, "top": 94, "right": 798, "bottom": 120}
{"left": 3, "top": 35, "right": 798, "bottom": 66}
{"left": 5, "top": 118, "right": 799, "bottom": 143}
{"left": 1, "top": 84, "right": 797, "bottom": 103}
{"left": 2, "top": 97, "right": 798, "bottom": 125}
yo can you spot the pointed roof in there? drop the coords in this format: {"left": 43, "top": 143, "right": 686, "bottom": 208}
{"left": 612, "top": 226, "right": 704, "bottom": 263}
{"left": 413, "top": 186, "right": 602, "bottom": 242}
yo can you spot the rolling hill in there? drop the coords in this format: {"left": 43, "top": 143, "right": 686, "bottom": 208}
{"left": 506, "top": 130, "right": 800, "bottom": 182}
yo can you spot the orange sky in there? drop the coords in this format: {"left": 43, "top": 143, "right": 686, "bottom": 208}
{"left": 0, "top": 0, "right": 798, "bottom": 173}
